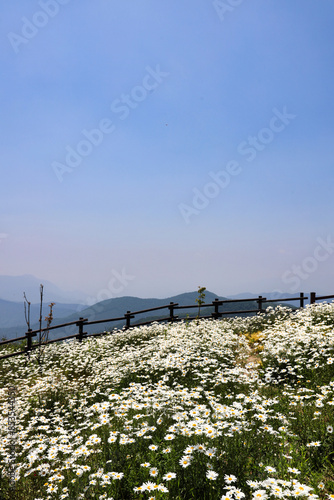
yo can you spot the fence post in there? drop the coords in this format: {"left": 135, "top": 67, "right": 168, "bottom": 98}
{"left": 124, "top": 311, "right": 134, "bottom": 330}
{"left": 76, "top": 317, "right": 87, "bottom": 342}
{"left": 211, "top": 299, "right": 222, "bottom": 320}
{"left": 168, "top": 302, "right": 178, "bottom": 323}
{"left": 25, "top": 329, "right": 33, "bottom": 353}
{"left": 299, "top": 292, "right": 305, "bottom": 308}
{"left": 310, "top": 292, "right": 316, "bottom": 305}
{"left": 257, "top": 296, "right": 264, "bottom": 313}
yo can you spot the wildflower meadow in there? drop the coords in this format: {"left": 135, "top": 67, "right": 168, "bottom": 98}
{"left": 0, "top": 303, "right": 334, "bottom": 499}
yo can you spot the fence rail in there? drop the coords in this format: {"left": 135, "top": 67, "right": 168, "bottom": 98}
{"left": 0, "top": 291, "right": 332, "bottom": 361}
{"left": 310, "top": 292, "right": 334, "bottom": 304}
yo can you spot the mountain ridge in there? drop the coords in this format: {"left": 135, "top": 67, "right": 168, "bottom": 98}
{"left": 0, "top": 290, "right": 295, "bottom": 341}
{"left": 0, "top": 274, "right": 87, "bottom": 304}
{"left": 0, "top": 298, "right": 86, "bottom": 329}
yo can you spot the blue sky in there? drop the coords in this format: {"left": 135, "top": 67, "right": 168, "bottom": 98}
{"left": 1, "top": 0, "right": 334, "bottom": 301}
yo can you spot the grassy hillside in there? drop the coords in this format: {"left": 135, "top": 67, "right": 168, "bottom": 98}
{"left": 0, "top": 303, "right": 333, "bottom": 499}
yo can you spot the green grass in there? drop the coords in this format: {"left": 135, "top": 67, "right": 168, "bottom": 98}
{"left": 0, "top": 303, "right": 334, "bottom": 499}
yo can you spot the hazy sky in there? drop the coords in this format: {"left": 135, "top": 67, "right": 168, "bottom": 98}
{"left": 1, "top": 0, "right": 334, "bottom": 301}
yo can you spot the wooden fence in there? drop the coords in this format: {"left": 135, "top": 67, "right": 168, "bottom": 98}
{"left": 0, "top": 291, "right": 332, "bottom": 361}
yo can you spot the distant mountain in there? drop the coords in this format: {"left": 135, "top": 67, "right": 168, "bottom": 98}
{"left": 1, "top": 288, "right": 308, "bottom": 343}
{"left": 0, "top": 274, "right": 88, "bottom": 304}
{"left": 0, "top": 298, "right": 86, "bottom": 329}
{"left": 226, "top": 292, "right": 257, "bottom": 300}
{"left": 0, "top": 290, "right": 264, "bottom": 341}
